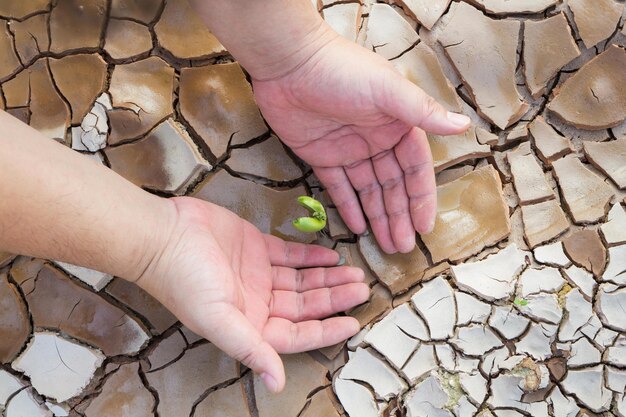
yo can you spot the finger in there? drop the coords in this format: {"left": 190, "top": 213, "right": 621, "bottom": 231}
{"left": 395, "top": 128, "right": 437, "bottom": 234}
{"left": 344, "top": 160, "right": 396, "bottom": 253}
{"left": 271, "top": 266, "right": 365, "bottom": 292}
{"left": 197, "top": 302, "right": 285, "bottom": 393}
{"left": 371, "top": 150, "right": 416, "bottom": 253}
{"left": 270, "top": 283, "right": 369, "bottom": 321}
{"left": 314, "top": 166, "right": 366, "bottom": 234}
{"left": 264, "top": 316, "right": 360, "bottom": 353}
{"left": 264, "top": 234, "right": 339, "bottom": 267}
{"left": 376, "top": 73, "right": 470, "bottom": 135}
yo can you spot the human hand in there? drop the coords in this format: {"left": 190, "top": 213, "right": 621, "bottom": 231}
{"left": 135, "top": 196, "right": 369, "bottom": 393}
{"left": 252, "top": 33, "right": 471, "bottom": 254}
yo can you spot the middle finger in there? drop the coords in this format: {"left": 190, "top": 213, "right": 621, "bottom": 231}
{"left": 371, "top": 150, "right": 415, "bottom": 253}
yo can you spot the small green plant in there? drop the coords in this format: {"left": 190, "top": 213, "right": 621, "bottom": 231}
{"left": 292, "top": 196, "right": 327, "bottom": 233}
{"left": 514, "top": 297, "right": 529, "bottom": 306}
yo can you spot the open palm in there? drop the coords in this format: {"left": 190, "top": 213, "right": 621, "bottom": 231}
{"left": 253, "top": 36, "right": 470, "bottom": 254}
{"left": 137, "top": 196, "right": 368, "bottom": 392}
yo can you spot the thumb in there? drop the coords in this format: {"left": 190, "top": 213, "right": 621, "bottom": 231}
{"left": 379, "top": 73, "right": 471, "bottom": 135}
{"left": 201, "top": 304, "right": 286, "bottom": 393}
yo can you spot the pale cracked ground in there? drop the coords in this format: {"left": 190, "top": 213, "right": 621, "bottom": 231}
{"left": 0, "top": 0, "right": 626, "bottom": 416}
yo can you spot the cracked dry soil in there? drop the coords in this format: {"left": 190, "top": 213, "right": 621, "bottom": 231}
{"left": 1, "top": 0, "right": 626, "bottom": 416}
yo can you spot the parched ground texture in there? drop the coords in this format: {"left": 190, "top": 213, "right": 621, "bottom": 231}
{"left": 1, "top": 0, "right": 626, "bottom": 416}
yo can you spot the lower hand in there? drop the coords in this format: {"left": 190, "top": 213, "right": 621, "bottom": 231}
{"left": 253, "top": 32, "right": 470, "bottom": 254}
{"left": 135, "top": 196, "right": 369, "bottom": 393}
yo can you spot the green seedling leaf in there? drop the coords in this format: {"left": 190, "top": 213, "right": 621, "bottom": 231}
{"left": 292, "top": 196, "right": 327, "bottom": 233}
{"left": 514, "top": 298, "right": 528, "bottom": 306}
{"left": 292, "top": 216, "right": 326, "bottom": 233}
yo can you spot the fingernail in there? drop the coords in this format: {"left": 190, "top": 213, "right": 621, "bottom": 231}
{"left": 427, "top": 217, "right": 436, "bottom": 233}
{"left": 447, "top": 112, "right": 471, "bottom": 128}
{"left": 261, "top": 373, "right": 278, "bottom": 393}
{"left": 336, "top": 254, "right": 346, "bottom": 266}
{"left": 418, "top": 217, "right": 436, "bottom": 235}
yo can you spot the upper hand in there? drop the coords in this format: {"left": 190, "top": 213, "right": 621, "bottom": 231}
{"left": 252, "top": 33, "right": 470, "bottom": 254}
{"left": 135, "top": 197, "right": 369, "bottom": 393}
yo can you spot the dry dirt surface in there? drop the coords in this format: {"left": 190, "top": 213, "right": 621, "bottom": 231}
{"left": 1, "top": 0, "right": 626, "bottom": 416}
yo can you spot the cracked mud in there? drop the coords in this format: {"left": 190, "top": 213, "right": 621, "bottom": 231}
{"left": 1, "top": 0, "right": 626, "bottom": 416}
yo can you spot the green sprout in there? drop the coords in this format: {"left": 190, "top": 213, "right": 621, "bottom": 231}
{"left": 514, "top": 297, "right": 529, "bottom": 307}
{"left": 292, "top": 196, "right": 327, "bottom": 233}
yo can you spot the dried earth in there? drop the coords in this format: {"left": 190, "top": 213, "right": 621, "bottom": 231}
{"left": 1, "top": 0, "right": 625, "bottom": 416}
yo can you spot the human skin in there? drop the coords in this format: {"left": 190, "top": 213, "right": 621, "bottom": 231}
{"left": 0, "top": 0, "right": 469, "bottom": 393}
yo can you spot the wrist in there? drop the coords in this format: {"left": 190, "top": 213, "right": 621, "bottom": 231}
{"left": 245, "top": 20, "right": 339, "bottom": 81}
{"left": 123, "top": 195, "right": 179, "bottom": 288}
{"left": 188, "top": 0, "right": 339, "bottom": 80}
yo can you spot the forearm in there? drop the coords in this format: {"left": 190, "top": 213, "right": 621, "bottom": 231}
{"left": 189, "top": 0, "right": 337, "bottom": 80}
{"left": 0, "top": 111, "right": 175, "bottom": 281}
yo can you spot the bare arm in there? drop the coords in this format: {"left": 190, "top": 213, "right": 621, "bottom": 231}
{"left": 188, "top": 0, "right": 332, "bottom": 80}
{"left": 0, "top": 110, "right": 174, "bottom": 280}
